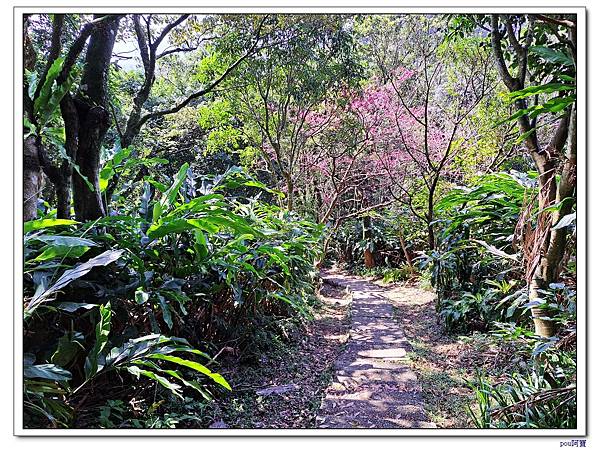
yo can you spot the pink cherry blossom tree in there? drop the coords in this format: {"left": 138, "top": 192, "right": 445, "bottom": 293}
{"left": 362, "top": 15, "right": 495, "bottom": 249}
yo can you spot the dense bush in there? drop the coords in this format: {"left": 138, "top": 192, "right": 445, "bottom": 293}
{"left": 329, "top": 210, "right": 425, "bottom": 272}
{"left": 420, "top": 171, "right": 537, "bottom": 332}
{"left": 23, "top": 163, "right": 322, "bottom": 428}
{"left": 469, "top": 293, "right": 576, "bottom": 429}
{"left": 422, "top": 171, "right": 577, "bottom": 428}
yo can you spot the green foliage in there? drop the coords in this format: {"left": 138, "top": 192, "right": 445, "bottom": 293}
{"left": 469, "top": 372, "right": 576, "bottom": 428}
{"left": 496, "top": 63, "right": 575, "bottom": 144}
{"left": 330, "top": 210, "right": 424, "bottom": 271}
{"left": 422, "top": 171, "right": 537, "bottom": 332}
{"left": 469, "top": 317, "right": 576, "bottom": 429}
{"left": 529, "top": 45, "right": 574, "bottom": 68}
{"left": 23, "top": 13, "right": 577, "bottom": 430}
{"left": 429, "top": 169, "right": 576, "bottom": 428}
{"left": 355, "top": 265, "right": 413, "bottom": 284}
{"left": 23, "top": 163, "right": 322, "bottom": 428}
{"left": 32, "top": 57, "right": 77, "bottom": 127}
{"left": 381, "top": 266, "right": 413, "bottom": 283}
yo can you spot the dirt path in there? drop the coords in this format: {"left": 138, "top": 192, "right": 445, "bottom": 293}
{"left": 316, "top": 270, "right": 435, "bottom": 429}
{"left": 208, "top": 269, "right": 440, "bottom": 429}
{"left": 208, "top": 278, "right": 351, "bottom": 428}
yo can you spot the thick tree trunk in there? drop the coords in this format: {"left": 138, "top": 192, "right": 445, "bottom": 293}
{"left": 23, "top": 136, "right": 42, "bottom": 222}
{"left": 71, "top": 15, "right": 120, "bottom": 221}
{"left": 54, "top": 95, "right": 80, "bottom": 219}
{"left": 23, "top": 17, "right": 39, "bottom": 223}
{"left": 529, "top": 107, "right": 577, "bottom": 337}
{"left": 72, "top": 104, "right": 110, "bottom": 221}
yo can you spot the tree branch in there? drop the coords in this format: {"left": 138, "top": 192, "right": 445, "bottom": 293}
{"left": 135, "top": 15, "right": 268, "bottom": 130}
{"left": 33, "top": 14, "right": 64, "bottom": 102}
{"left": 151, "top": 14, "right": 190, "bottom": 51}
{"left": 57, "top": 14, "right": 124, "bottom": 86}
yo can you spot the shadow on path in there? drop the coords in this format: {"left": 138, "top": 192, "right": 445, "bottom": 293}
{"left": 316, "top": 269, "right": 436, "bottom": 429}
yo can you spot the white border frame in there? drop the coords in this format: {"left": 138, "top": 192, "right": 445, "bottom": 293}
{"left": 13, "top": 4, "right": 587, "bottom": 437}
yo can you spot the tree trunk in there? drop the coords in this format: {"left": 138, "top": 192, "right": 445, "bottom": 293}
{"left": 71, "top": 15, "right": 120, "bottom": 221}
{"left": 285, "top": 175, "right": 294, "bottom": 211}
{"left": 72, "top": 104, "right": 110, "bottom": 221}
{"left": 23, "top": 17, "right": 39, "bottom": 223}
{"left": 489, "top": 15, "right": 576, "bottom": 337}
{"left": 54, "top": 95, "right": 80, "bottom": 219}
{"left": 56, "top": 178, "right": 71, "bottom": 219}
{"left": 426, "top": 193, "right": 436, "bottom": 250}
{"left": 426, "top": 176, "right": 439, "bottom": 250}
{"left": 426, "top": 221, "right": 435, "bottom": 251}
{"left": 529, "top": 107, "right": 577, "bottom": 337}
{"left": 363, "top": 215, "right": 376, "bottom": 268}
{"left": 23, "top": 136, "right": 42, "bottom": 222}
{"left": 398, "top": 230, "right": 415, "bottom": 274}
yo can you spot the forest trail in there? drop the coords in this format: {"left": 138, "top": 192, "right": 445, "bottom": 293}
{"left": 316, "top": 269, "right": 435, "bottom": 429}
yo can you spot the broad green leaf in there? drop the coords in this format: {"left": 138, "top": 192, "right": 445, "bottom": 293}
{"left": 24, "top": 379, "right": 67, "bottom": 395}
{"left": 24, "top": 363, "right": 72, "bottom": 381}
{"left": 496, "top": 95, "right": 575, "bottom": 126}
{"left": 126, "top": 366, "right": 183, "bottom": 398}
{"left": 24, "top": 218, "right": 79, "bottom": 233}
{"left": 186, "top": 218, "right": 220, "bottom": 234}
{"left": 161, "top": 290, "right": 190, "bottom": 316}
{"left": 24, "top": 116, "right": 36, "bottom": 136}
{"left": 472, "top": 239, "right": 519, "bottom": 262}
{"left": 147, "top": 354, "right": 231, "bottom": 390}
{"left": 171, "top": 194, "right": 225, "bottom": 214}
{"left": 33, "top": 245, "right": 90, "bottom": 262}
{"left": 146, "top": 178, "right": 168, "bottom": 193}
{"left": 157, "top": 293, "right": 173, "bottom": 330}
{"left": 55, "top": 302, "right": 98, "bottom": 313}
{"left": 26, "top": 69, "right": 38, "bottom": 100}
{"left": 31, "top": 235, "right": 98, "bottom": 247}
{"left": 152, "top": 203, "right": 163, "bottom": 223}
{"left": 84, "top": 302, "right": 112, "bottom": 379}
{"left": 135, "top": 290, "right": 150, "bottom": 305}
{"left": 160, "top": 163, "right": 190, "bottom": 210}
{"left": 506, "top": 83, "right": 574, "bottom": 101}
{"left": 193, "top": 230, "right": 209, "bottom": 260}
{"left": 51, "top": 333, "right": 85, "bottom": 367}
{"left": 159, "top": 369, "right": 211, "bottom": 400}
{"left": 33, "top": 57, "right": 64, "bottom": 117}
{"left": 29, "top": 250, "right": 124, "bottom": 310}
{"left": 529, "top": 46, "right": 574, "bottom": 67}
{"left": 202, "top": 215, "right": 259, "bottom": 237}
{"left": 515, "top": 127, "right": 538, "bottom": 145}
{"left": 99, "top": 147, "right": 132, "bottom": 192}
{"left": 34, "top": 57, "right": 77, "bottom": 126}
{"left": 147, "top": 219, "right": 192, "bottom": 239}
{"left": 147, "top": 214, "right": 256, "bottom": 240}
{"left": 558, "top": 74, "right": 575, "bottom": 82}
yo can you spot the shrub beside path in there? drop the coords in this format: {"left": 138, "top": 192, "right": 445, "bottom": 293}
{"left": 316, "top": 269, "right": 435, "bottom": 429}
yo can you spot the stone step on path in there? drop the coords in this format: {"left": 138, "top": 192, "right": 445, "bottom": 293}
{"left": 316, "top": 271, "right": 435, "bottom": 429}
